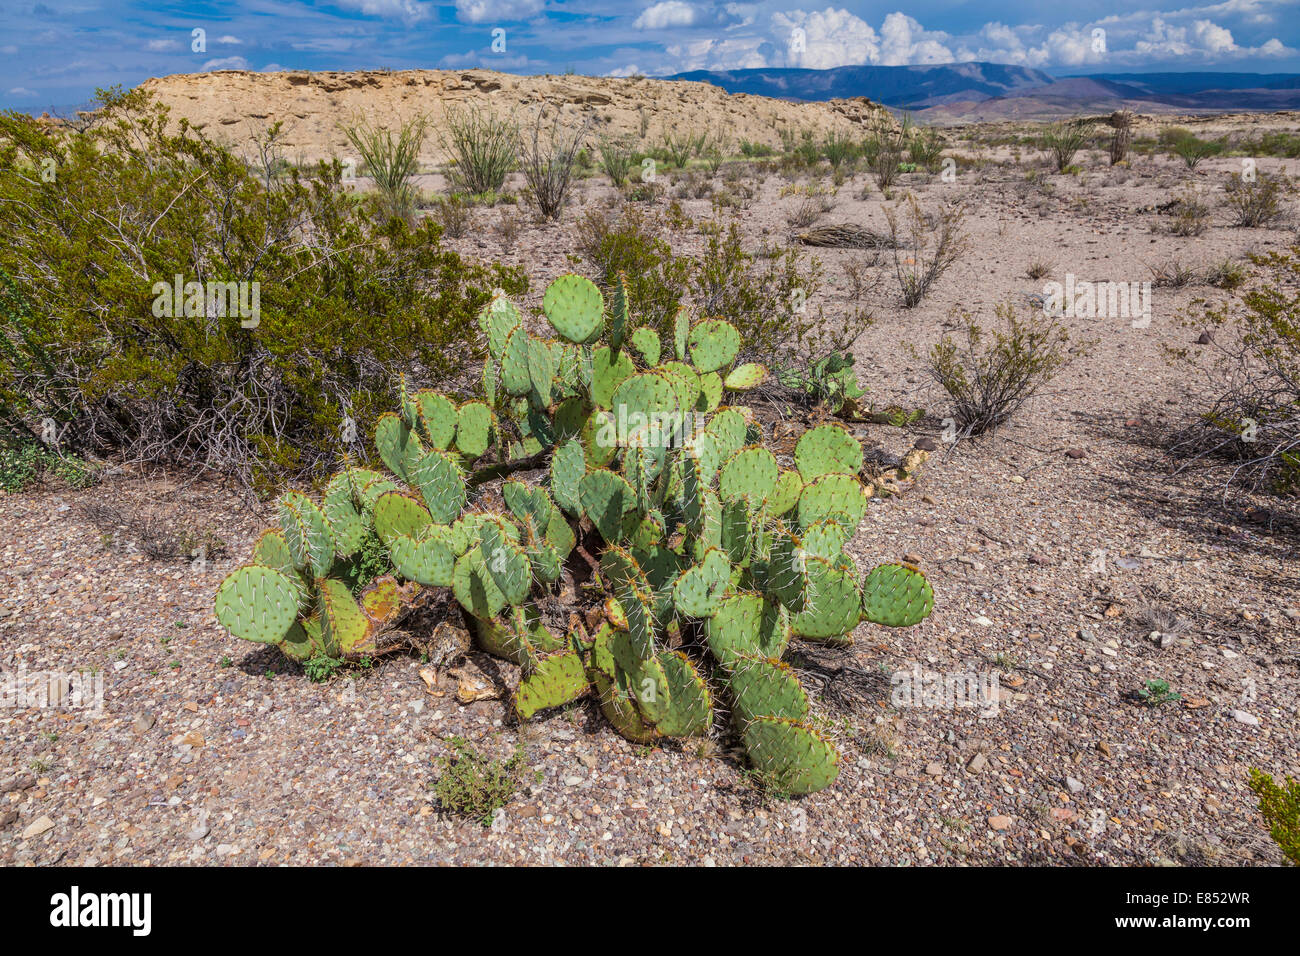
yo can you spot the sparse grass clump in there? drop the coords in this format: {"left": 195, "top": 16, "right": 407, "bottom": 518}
{"left": 1038, "top": 118, "right": 1096, "bottom": 173}
{"left": 1167, "top": 189, "right": 1212, "bottom": 236}
{"left": 597, "top": 135, "right": 637, "bottom": 186}
{"left": 923, "top": 304, "right": 1078, "bottom": 440}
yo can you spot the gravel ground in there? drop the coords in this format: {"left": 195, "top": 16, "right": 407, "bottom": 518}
{"left": 2, "top": 139, "right": 1297, "bottom": 866}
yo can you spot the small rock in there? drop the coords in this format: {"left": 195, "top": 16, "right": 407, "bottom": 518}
{"left": 1, "top": 775, "right": 35, "bottom": 793}
{"left": 187, "top": 824, "right": 210, "bottom": 841}
{"left": 22, "top": 815, "right": 55, "bottom": 840}
{"left": 1065, "top": 448, "right": 1087, "bottom": 459}
{"left": 0, "top": 810, "right": 17, "bottom": 829}
{"left": 904, "top": 553, "right": 923, "bottom": 564}
{"left": 967, "top": 753, "right": 988, "bottom": 774}
{"left": 1195, "top": 330, "right": 1214, "bottom": 345}
{"left": 1232, "top": 710, "right": 1260, "bottom": 726}
{"left": 563, "top": 775, "right": 584, "bottom": 787}
{"left": 132, "top": 713, "right": 156, "bottom": 734}
{"left": 988, "top": 815, "right": 1013, "bottom": 831}
{"left": 1096, "top": 740, "right": 1112, "bottom": 757}
{"left": 972, "top": 615, "right": 994, "bottom": 627}
{"left": 914, "top": 437, "right": 938, "bottom": 451}
{"left": 925, "top": 762, "right": 943, "bottom": 776}
{"left": 1066, "top": 776, "right": 1084, "bottom": 794}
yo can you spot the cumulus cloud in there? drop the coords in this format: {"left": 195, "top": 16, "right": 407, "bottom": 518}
{"left": 771, "top": 8, "right": 879, "bottom": 68}
{"left": 201, "top": 55, "right": 250, "bottom": 71}
{"left": 334, "top": 0, "right": 432, "bottom": 24}
{"left": 8, "top": 87, "right": 35, "bottom": 96}
{"left": 145, "top": 38, "right": 180, "bottom": 52}
{"left": 635, "top": 2, "right": 697, "bottom": 30}
{"left": 877, "top": 12, "right": 954, "bottom": 65}
{"left": 454, "top": 0, "right": 545, "bottom": 23}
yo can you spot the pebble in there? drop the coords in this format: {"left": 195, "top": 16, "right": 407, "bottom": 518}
{"left": 967, "top": 753, "right": 988, "bottom": 774}
{"left": 1232, "top": 710, "right": 1260, "bottom": 726}
{"left": 1066, "top": 776, "right": 1084, "bottom": 794}
{"left": 132, "top": 712, "right": 156, "bottom": 734}
{"left": 988, "top": 815, "right": 1013, "bottom": 830}
{"left": 925, "top": 762, "right": 943, "bottom": 776}
{"left": 22, "top": 815, "right": 55, "bottom": 839}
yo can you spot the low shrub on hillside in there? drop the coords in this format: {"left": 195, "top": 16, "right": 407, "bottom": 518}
{"left": 0, "top": 87, "right": 525, "bottom": 492}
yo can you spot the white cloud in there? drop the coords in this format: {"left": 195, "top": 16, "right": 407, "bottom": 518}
{"left": 772, "top": 8, "right": 879, "bottom": 68}
{"left": 261, "top": 63, "right": 284, "bottom": 72}
{"left": 201, "top": 56, "right": 250, "bottom": 71}
{"left": 216, "top": 35, "right": 243, "bottom": 46}
{"left": 1, "top": 45, "right": 19, "bottom": 56}
{"left": 607, "top": 63, "right": 644, "bottom": 77}
{"left": 335, "top": 0, "right": 432, "bottom": 24}
{"left": 454, "top": 0, "right": 545, "bottom": 23}
{"left": 145, "top": 38, "right": 180, "bottom": 52}
{"left": 8, "top": 87, "right": 35, "bottom": 96}
{"left": 878, "top": 11, "right": 954, "bottom": 65}
{"left": 635, "top": 2, "right": 697, "bottom": 30}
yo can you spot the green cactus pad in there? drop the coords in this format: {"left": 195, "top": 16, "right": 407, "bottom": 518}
{"left": 767, "top": 469, "right": 803, "bottom": 516}
{"left": 387, "top": 531, "right": 457, "bottom": 587}
{"left": 791, "top": 555, "right": 862, "bottom": 640}
{"left": 453, "top": 547, "right": 509, "bottom": 620}
{"left": 688, "top": 318, "right": 741, "bottom": 373}
{"left": 356, "top": 472, "right": 400, "bottom": 511}
{"left": 455, "top": 402, "right": 493, "bottom": 459}
{"left": 721, "top": 496, "right": 752, "bottom": 565}
{"left": 653, "top": 651, "right": 713, "bottom": 737}
{"left": 590, "top": 665, "right": 658, "bottom": 743}
{"left": 723, "top": 363, "right": 768, "bottom": 391}
{"left": 629, "top": 326, "right": 660, "bottom": 366}
{"left": 550, "top": 438, "right": 586, "bottom": 515}
{"left": 718, "top": 445, "right": 779, "bottom": 505}
{"left": 706, "top": 593, "right": 790, "bottom": 665}
{"left": 500, "top": 325, "right": 533, "bottom": 396}
{"left": 578, "top": 469, "right": 638, "bottom": 543}
{"left": 414, "top": 390, "right": 458, "bottom": 450}
{"left": 514, "top": 650, "right": 590, "bottom": 720}
{"left": 543, "top": 273, "right": 604, "bottom": 343}
{"left": 795, "top": 423, "right": 863, "bottom": 481}
{"left": 610, "top": 372, "right": 679, "bottom": 448}
{"left": 797, "top": 473, "right": 869, "bottom": 532}
{"left": 251, "top": 529, "right": 313, "bottom": 612}
{"left": 480, "top": 290, "right": 521, "bottom": 359}
{"left": 600, "top": 544, "right": 649, "bottom": 593}
{"left": 374, "top": 411, "right": 422, "bottom": 481}
{"left": 373, "top": 491, "right": 433, "bottom": 544}
{"left": 742, "top": 716, "right": 840, "bottom": 795}
{"left": 673, "top": 548, "right": 731, "bottom": 618}
{"left": 706, "top": 407, "right": 749, "bottom": 459}
{"left": 277, "top": 491, "right": 335, "bottom": 579}
{"left": 503, "top": 480, "right": 554, "bottom": 531}
{"left": 801, "top": 519, "right": 850, "bottom": 560}
{"left": 696, "top": 371, "right": 723, "bottom": 412}
{"left": 322, "top": 471, "right": 368, "bottom": 558}
{"left": 672, "top": 306, "right": 690, "bottom": 361}
{"left": 409, "top": 449, "right": 466, "bottom": 525}
{"left": 479, "top": 518, "right": 532, "bottom": 605}
{"left": 318, "top": 577, "right": 373, "bottom": 657}
{"left": 590, "top": 346, "right": 637, "bottom": 410}
{"left": 727, "top": 654, "right": 810, "bottom": 724}
{"left": 214, "top": 565, "right": 299, "bottom": 645}
{"left": 684, "top": 431, "right": 724, "bottom": 484}
{"left": 657, "top": 362, "right": 701, "bottom": 417}
{"left": 527, "top": 336, "right": 555, "bottom": 408}
{"left": 278, "top": 619, "right": 321, "bottom": 662}
{"left": 608, "top": 274, "right": 629, "bottom": 352}
{"left": 861, "top": 562, "right": 935, "bottom": 627}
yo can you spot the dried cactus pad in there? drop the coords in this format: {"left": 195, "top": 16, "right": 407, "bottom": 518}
{"left": 215, "top": 565, "right": 299, "bottom": 645}
{"left": 543, "top": 274, "right": 604, "bottom": 343}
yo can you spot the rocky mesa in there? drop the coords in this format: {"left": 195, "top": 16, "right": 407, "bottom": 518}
{"left": 136, "top": 68, "right": 893, "bottom": 165}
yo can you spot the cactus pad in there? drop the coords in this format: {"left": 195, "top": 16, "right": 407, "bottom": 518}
{"left": 215, "top": 565, "right": 299, "bottom": 645}
{"left": 795, "top": 423, "right": 863, "bottom": 481}
{"left": 742, "top": 716, "right": 840, "bottom": 795}
{"left": 543, "top": 274, "right": 604, "bottom": 343}
{"left": 688, "top": 318, "right": 741, "bottom": 372}
{"left": 861, "top": 562, "right": 935, "bottom": 627}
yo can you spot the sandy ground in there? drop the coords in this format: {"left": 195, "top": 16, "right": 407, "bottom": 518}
{"left": 1, "top": 137, "right": 1297, "bottom": 866}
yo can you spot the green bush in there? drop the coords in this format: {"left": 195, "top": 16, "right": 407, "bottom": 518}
{"left": 1248, "top": 768, "right": 1300, "bottom": 864}
{"left": 439, "top": 105, "right": 517, "bottom": 195}
{"left": 0, "top": 441, "right": 93, "bottom": 493}
{"left": 431, "top": 737, "right": 529, "bottom": 826}
{"left": 1161, "top": 127, "right": 1223, "bottom": 169}
{"left": 0, "top": 87, "right": 525, "bottom": 492}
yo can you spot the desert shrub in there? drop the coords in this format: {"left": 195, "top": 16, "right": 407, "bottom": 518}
{"left": 1038, "top": 118, "right": 1096, "bottom": 173}
{"left": 1026, "top": 260, "right": 1053, "bottom": 280}
{"left": 341, "top": 112, "right": 428, "bottom": 224}
{"left": 662, "top": 129, "right": 705, "bottom": 168}
{"left": 431, "top": 193, "right": 471, "bottom": 238}
{"left": 923, "top": 304, "right": 1077, "bottom": 439}
{"left": 1170, "top": 245, "right": 1300, "bottom": 495}
{"left": 0, "top": 87, "right": 526, "bottom": 490}
{"left": 495, "top": 206, "right": 522, "bottom": 249}
{"left": 573, "top": 204, "right": 692, "bottom": 331}
{"left": 1244, "top": 131, "right": 1300, "bottom": 159}
{"left": 863, "top": 115, "right": 909, "bottom": 190}
{"left": 908, "top": 128, "right": 945, "bottom": 173}
{"left": 0, "top": 441, "right": 93, "bottom": 492}
{"left": 1147, "top": 258, "right": 1198, "bottom": 288}
{"left": 1224, "top": 171, "right": 1293, "bottom": 227}
{"left": 786, "top": 187, "right": 835, "bottom": 227}
{"left": 517, "top": 104, "right": 591, "bottom": 219}
{"left": 80, "top": 499, "right": 227, "bottom": 562}
{"left": 1206, "top": 258, "right": 1247, "bottom": 290}
{"left": 1248, "top": 769, "right": 1300, "bottom": 864}
{"left": 430, "top": 737, "right": 529, "bottom": 826}
{"left": 440, "top": 105, "right": 517, "bottom": 195}
{"left": 1167, "top": 189, "right": 1212, "bottom": 236}
{"left": 822, "top": 131, "right": 857, "bottom": 170}
{"left": 885, "top": 194, "right": 971, "bottom": 307}
{"left": 739, "top": 140, "right": 775, "bottom": 158}
{"left": 597, "top": 135, "right": 636, "bottom": 186}
{"left": 1161, "top": 127, "right": 1223, "bottom": 169}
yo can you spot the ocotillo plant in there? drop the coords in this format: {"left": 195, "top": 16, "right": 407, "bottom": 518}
{"left": 215, "top": 273, "right": 935, "bottom": 794}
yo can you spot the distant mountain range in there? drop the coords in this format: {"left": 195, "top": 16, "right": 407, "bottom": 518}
{"left": 665, "top": 64, "right": 1300, "bottom": 122}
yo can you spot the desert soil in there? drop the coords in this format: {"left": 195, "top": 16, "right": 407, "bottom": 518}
{"left": 1, "top": 123, "right": 1298, "bottom": 866}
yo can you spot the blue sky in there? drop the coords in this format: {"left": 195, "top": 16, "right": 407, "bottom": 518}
{"left": 2, "top": 0, "right": 1298, "bottom": 111}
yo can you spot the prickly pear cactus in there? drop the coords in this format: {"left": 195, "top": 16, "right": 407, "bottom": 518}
{"left": 214, "top": 273, "right": 935, "bottom": 795}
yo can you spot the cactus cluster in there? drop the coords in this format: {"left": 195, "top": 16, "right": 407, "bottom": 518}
{"left": 215, "top": 273, "right": 934, "bottom": 794}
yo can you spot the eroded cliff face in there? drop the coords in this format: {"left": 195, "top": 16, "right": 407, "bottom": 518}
{"left": 137, "top": 68, "right": 894, "bottom": 165}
